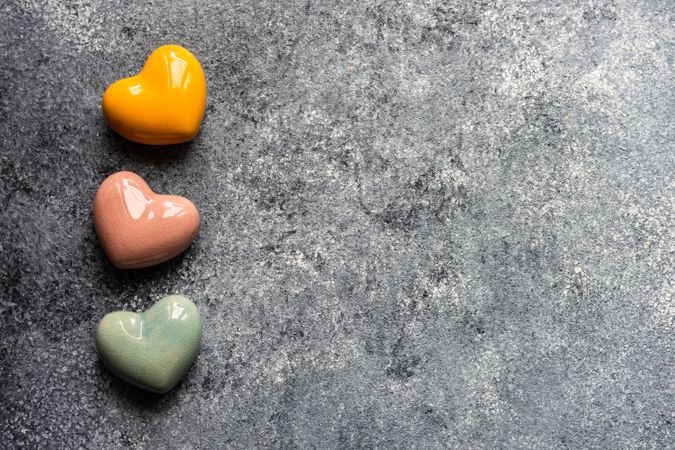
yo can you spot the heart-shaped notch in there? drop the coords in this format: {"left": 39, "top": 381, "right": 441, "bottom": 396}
{"left": 102, "top": 45, "right": 207, "bottom": 145}
{"left": 93, "top": 171, "right": 200, "bottom": 269}
{"left": 96, "top": 295, "right": 202, "bottom": 393}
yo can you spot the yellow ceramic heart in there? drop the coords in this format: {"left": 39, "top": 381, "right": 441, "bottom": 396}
{"left": 102, "top": 45, "right": 207, "bottom": 145}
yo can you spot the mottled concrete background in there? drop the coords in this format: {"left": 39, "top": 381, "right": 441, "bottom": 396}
{"left": 1, "top": 0, "right": 673, "bottom": 448}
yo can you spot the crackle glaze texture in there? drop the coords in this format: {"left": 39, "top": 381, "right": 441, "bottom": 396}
{"left": 0, "top": 0, "right": 673, "bottom": 448}
{"left": 96, "top": 295, "right": 203, "bottom": 394}
{"left": 93, "top": 171, "right": 200, "bottom": 269}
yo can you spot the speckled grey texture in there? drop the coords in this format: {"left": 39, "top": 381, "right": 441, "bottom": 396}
{"left": 1, "top": 0, "right": 673, "bottom": 448}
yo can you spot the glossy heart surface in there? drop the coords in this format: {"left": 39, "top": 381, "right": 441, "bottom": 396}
{"left": 96, "top": 295, "right": 202, "bottom": 393}
{"left": 102, "top": 45, "right": 207, "bottom": 145}
{"left": 93, "top": 171, "right": 200, "bottom": 269}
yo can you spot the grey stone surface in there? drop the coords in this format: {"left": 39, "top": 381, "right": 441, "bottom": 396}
{"left": 1, "top": 0, "right": 674, "bottom": 448}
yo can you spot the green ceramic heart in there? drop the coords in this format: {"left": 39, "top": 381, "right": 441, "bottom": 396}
{"left": 96, "top": 295, "right": 202, "bottom": 393}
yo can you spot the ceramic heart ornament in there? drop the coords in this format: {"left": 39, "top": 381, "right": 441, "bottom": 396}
{"left": 102, "top": 45, "right": 207, "bottom": 145}
{"left": 93, "top": 171, "right": 200, "bottom": 269}
{"left": 96, "top": 295, "right": 202, "bottom": 393}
